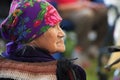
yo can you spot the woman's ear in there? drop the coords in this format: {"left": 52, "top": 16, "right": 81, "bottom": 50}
{"left": 27, "top": 40, "right": 37, "bottom": 47}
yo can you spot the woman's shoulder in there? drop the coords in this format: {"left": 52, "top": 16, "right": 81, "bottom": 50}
{"left": 56, "top": 59, "right": 86, "bottom": 80}
{"left": 0, "top": 57, "right": 57, "bottom": 80}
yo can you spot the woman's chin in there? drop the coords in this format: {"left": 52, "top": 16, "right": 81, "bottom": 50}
{"left": 57, "top": 45, "right": 66, "bottom": 52}
{"left": 48, "top": 44, "right": 65, "bottom": 53}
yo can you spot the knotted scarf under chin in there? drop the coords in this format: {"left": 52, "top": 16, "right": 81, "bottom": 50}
{"left": 1, "top": 42, "right": 55, "bottom": 62}
{"left": 2, "top": 41, "right": 22, "bottom": 57}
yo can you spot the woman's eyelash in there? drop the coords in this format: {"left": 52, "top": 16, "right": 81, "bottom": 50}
{"left": 60, "top": 25, "right": 64, "bottom": 29}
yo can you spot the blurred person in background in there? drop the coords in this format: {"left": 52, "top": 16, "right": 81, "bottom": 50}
{"left": 0, "top": 0, "right": 86, "bottom": 80}
{"left": 55, "top": 0, "right": 108, "bottom": 55}
{"left": 104, "top": 0, "right": 120, "bottom": 80}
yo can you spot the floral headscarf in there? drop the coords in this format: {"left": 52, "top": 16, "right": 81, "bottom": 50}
{"left": 0, "top": 0, "right": 62, "bottom": 43}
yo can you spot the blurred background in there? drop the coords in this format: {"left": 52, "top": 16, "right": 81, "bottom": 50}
{"left": 1, "top": 0, "right": 120, "bottom": 80}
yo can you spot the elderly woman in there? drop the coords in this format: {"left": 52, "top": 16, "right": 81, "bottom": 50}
{"left": 0, "top": 0, "right": 86, "bottom": 80}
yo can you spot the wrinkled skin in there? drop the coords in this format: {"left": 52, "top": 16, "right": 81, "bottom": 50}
{"left": 30, "top": 23, "right": 66, "bottom": 53}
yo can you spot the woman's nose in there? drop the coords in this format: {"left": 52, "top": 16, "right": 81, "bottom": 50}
{"left": 58, "top": 27, "right": 65, "bottom": 38}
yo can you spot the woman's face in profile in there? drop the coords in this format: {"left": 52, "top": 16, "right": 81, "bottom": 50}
{"left": 33, "top": 23, "right": 66, "bottom": 53}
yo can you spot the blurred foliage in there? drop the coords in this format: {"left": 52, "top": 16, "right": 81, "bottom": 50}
{"left": 63, "top": 32, "right": 77, "bottom": 58}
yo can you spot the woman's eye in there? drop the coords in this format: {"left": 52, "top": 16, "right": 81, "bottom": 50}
{"left": 60, "top": 25, "right": 64, "bottom": 29}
